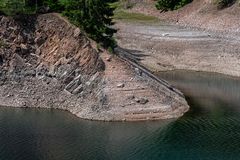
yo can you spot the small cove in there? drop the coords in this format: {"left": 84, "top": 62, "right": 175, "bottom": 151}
{"left": 1, "top": 70, "right": 240, "bottom": 160}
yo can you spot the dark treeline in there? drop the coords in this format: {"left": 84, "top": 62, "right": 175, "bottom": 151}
{"left": 0, "top": 0, "right": 118, "bottom": 48}
{"left": 155, "top": 0, "right": 236, "bottom": 11}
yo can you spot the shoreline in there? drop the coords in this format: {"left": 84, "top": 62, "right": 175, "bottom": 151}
{"left": 0, "top": 13, "right": 189, "bottom": 122}
{"left": 116, "top": 21, "right": 240, "bottom": 78}
{"left": 156, "top": 69, "right": 240, "bottom": 80}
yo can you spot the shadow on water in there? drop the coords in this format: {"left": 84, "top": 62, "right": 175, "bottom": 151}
{"left": 156, "top": 70, "right": 240, "bottom": 159}
{"left": 157, "top": 70, "right": 240, "bottom": 113}
{"left": 0, "top": 107, "right": 175, "bottom": 160}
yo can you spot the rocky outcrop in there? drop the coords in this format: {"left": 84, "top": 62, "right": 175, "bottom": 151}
{"left": 0, "top": 14, "right": 106, "bottom": 118}
{"left": 0, "top": 13, "right": 189, "bottom": 121}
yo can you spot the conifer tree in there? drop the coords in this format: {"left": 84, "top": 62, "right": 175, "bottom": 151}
{"left": 63, "top": 0, "right": 117, "bottom": 48}
{"left": 156, "top": 0, "right": 192, "bottom": 11}
{"left": 0, "top": 0, "right": 26, "bottom": 15}
{"left": 0, "top": 0, "right": 118, "bottom": 48}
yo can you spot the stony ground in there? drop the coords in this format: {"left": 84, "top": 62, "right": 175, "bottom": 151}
{"left": 116, "top": 21, "right": 240, "bottom": 77}
{"left": 99, "top": 52, "right": 189, "bottom": 121}
{"left": 0, "top": 13, "right": 189, "bottom": 121}
{"left": 129, "top": 0, "right": 240, "bottom": 34}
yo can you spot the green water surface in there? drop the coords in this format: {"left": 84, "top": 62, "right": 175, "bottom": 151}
{"left": 1, "top": 70, "right": 240, "bottom": 160}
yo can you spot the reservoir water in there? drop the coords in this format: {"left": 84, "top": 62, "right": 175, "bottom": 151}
{"left": 1, "top": 70, "right": 240, "bottom": 160}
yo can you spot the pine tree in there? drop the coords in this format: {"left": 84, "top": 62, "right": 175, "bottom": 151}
{"left": 63, "top": 0, "right": 117, "bottom": 48}
{"left": 0, "top": 0, "right": 117, "bottom": 48}
{"left": 0, "top": 0, "right": 26, "bottom": 15}
{"left": 156, "top": 0, "right": 192, "bottom": 11}
{"left": 84, "top": 0, "right": 117, "bottom": 47}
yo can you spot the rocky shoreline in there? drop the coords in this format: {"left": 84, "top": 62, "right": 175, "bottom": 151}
{"left": 0, "top": 13, "right": 189, "bottom": 121}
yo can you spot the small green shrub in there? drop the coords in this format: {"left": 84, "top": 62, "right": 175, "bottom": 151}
{"left": 156, "top": 0, "right": 192, "bottom": 11}
{"left": 0, "top": 40, "right": 6, "bottom": 48}
{"left": 114, "top": 10, "right": 159, "bottom": 23}
{"left": 216, "top": 0, "right": 236, "bottom": 9}
{"left": 122, "top": 0, "right": 134, "bottom": 9}
{"left": 42, "top": 0, "right": 64, "bottom": 12}
{"left": 175, "top": 0, "right": 193, "bottom": 9}
{"left": 0, "top": 0, "right": 26, "bottom": 15}
{"left": 108, "top": 46, "right": 114, "bottom": 54}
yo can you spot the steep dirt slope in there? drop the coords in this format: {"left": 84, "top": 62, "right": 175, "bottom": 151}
{"left": 0, "top": 13, "right": 189, "bottom": 121}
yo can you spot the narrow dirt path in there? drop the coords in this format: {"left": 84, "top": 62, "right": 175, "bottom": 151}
{"left": 115, "top": 21, "right": 240, "bottom": 77}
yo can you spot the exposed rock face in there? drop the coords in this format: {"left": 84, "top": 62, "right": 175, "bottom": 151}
{"left": 0, "top": 14, "right": 105, "bottom": 118}
{"left": 0, "top": 13, "right": 189, "bottom": 121}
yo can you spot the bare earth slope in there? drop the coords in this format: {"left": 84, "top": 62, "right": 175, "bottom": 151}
{"left": 116, "top": 0, "right": 240, "bottom": 77}
{"left": 116, "top": 22, "right": 240, "bottom": 77}
{"left": 0, "top": 13, "right": 189, "bottom": 121}
{"left": 130, "top": 0, "right": 240, "bottom": 33}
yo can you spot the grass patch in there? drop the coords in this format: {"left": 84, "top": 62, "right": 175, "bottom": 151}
{"left": 110, "top": 1, "right": 160, "bottom": 23}
{"left": 109, "top": 1, "right": 122, "bottom": 9}
{"left": 0, "top": 40, "right": 6, "bottom": 48}
{"left": 113, "top": 10, "right": 159, "bottom": 23}
{"left": 109, "top": 1, "right": 134, "bottom": 9}
{"left": 214, "top": 0, "right": 237, "bottom": 9}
